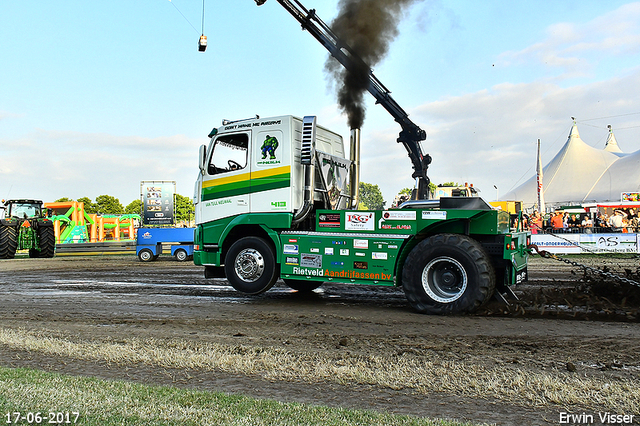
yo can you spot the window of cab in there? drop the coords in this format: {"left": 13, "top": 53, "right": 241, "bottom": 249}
{"left": 208, "top": 133, "right": 249, "bottom": 175}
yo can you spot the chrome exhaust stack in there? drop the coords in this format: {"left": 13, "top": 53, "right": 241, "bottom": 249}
{"left": 349, "top": 128, "right": 361, "bottom": 209}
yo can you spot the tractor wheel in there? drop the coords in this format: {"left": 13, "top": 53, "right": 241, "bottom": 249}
{"left": 36, "top": 225, "right": 55, "bottom": 258}
{"left": 174, "top": 248, "right": 189, "bottom": 262}
{"left": 138, "top": 248, "right": 154, "bottom": 262}
{"left": 402, "top": 234, "right": 495, "bottom": 315}
{"left": 283, "top": 279, "right": 322, "bottom": 292}
{"left": 0, "top": 224, "right": 18, "bottom": 259}
{"left": 224, "top": 237, "right": 278, "bottom": 295}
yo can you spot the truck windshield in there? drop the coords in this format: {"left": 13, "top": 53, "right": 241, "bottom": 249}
{"left": 9, "top": 203, "right": 40, "bottom": 219}
{"left": 208, "top": 134, "right": 249, "bottom": 175}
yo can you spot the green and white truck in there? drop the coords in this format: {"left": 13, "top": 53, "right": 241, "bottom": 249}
{"left": 193, "top": 114, "right": 529, "bottom": 314}
{"left": 192, "top": 0, "right": 529, "bottom": 314}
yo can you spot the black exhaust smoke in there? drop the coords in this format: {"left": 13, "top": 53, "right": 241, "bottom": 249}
{"left": 325, "top": 0, "right": 419, "bottom": 129}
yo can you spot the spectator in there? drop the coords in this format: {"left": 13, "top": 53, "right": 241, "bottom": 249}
{"left": 628, "top": 208, "right": 639, "bottom": 233}
{"left": 595, "top": 212, "right": 608, "bottom": 230}
{"left": 608, "top": 210, "right": 625, "bottom": 232}
{"left": 530, "top": 211, "right": 543, "bottom": 234}
{"left": 550, "top": 211, "right": 564, "bottom": 230}
{"left": 581, "top": 214, "right": 593, "bottom": 234}
{"left": 569, "top": 214, "right": 581, "bottom": 229}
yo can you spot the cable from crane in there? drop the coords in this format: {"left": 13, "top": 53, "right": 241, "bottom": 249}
{"left": 201, "top": 0, "right": 205, "bottom": 34}
{"left": 168, "top": 0, "right": 199, "bottom": 34}
{"left": 198, "top": 0, "right": 207, "bottom": 51}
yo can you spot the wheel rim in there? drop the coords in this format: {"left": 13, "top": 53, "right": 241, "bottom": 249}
{"left": 234, "top": 248, "right": 264, "bottom": 283}
{"left": 176, "top": 250, "right": 186, "bottom": 261}
{"left": 140, "top": 251, "right": 151, "bottom": 261}
{"left": 421, "top": 256, "right": 467, "bottom": 303}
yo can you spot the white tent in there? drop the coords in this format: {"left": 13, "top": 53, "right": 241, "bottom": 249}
{"left": 502, "top": 124, "right": 639, "bottom": 207}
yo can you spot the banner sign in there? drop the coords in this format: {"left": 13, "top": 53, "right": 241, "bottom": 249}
{"left": 621, "top": 192, "right": 640, "bottom": 202}
{"left": 141, "top": 181, "right": 175, "bottom": 226}
{"left": 531, "top": 233, "right": 639, "bottom": 254}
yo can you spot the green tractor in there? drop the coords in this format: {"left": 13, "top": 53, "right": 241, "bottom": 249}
{"left": 0, "top": 199, "right": 56, "bottom": 259}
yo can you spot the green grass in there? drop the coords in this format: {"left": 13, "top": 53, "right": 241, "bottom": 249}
{"left": 0, "top": 366, "right": 475, "bottom": 426}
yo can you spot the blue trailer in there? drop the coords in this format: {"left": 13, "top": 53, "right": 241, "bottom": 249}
{"left": 136, "top": 227, "right": 195, "bottom": 262}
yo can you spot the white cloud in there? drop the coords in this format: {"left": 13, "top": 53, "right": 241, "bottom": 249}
{"left": 498, "top": 3, "right": 640, "bottom": 78}
{"left": 390, "top": 69, "right": 640, "bottom": 201}
{"left": 0, "top": 131, "right": 201, "bottom": 204}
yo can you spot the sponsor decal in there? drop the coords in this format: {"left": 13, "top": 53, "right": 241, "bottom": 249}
{"left": 339, "top": 249, "right": 349, "bottom": 256}
{"left": 285, "top": 256, "right": 299, "bottom": 266}
{"left": 422, "top": 211, "right": 447, "bottom": 220}
{"left": 389, "top": 245, "right": 398, "bottom": 249}
{"left": 300, "top": 254, "right": 322, "bottom": 268}
{"left": 331, "top": 261, "right": 344, "bottom": 267}
{"left": 142, "top": 232, "right": 152, "bottom": 239}
{"left": 372, "top": 252, "right": 388, "bottom": 260}
{"left": 355, "top": 252, "right": 366, "bottom": 257}
{"left": 318, "top": 213, "right": 341, "bottom": 228}
{"left": 345, "top": 212, "right": 375, "bottom": 231}
{"left": 354, "top": 261, "right": 368, "bottom": 270}
{"left": 332, "top": 240, "right": 344, "bottom": 245}
{"left": 283, "top": 244, "right": 299, "bottom": 255}
{"left": 288, "top": 239, "right": 298, "bottom": 243}
{"left": 353, "top": 239, "right": 368, "bottom": 249}
{"left": 257, "top": 135, "right": 280, "bottom": 165}
{"left": 382, "top": 211, "right": 416, "bottom": 220}
{"left": 292, "top": 266, "right": 323, "bottom": 276}
{"left": 324, "top": 269, "right": 392, "bottom": 280}
{"left": 324, "top": 247, "right": 334, "bottom": 255}
{"left": 380, "top": 223, "right": 412, "bottom": 230}
{"left": 310, "top": 248, "right": 320, "bottom": 253}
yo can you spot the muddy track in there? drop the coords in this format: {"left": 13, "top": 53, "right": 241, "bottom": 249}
{"left": 0, "top": 254, "right": 639, "bottom": 425}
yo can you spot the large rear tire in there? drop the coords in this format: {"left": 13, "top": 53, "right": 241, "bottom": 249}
{"left": 36, "top": 225, "right": 55, "bottom": 258}
{"left": 225, "top": 237, "right": 278, "bottom": 295}
{"left": 402, "top": 234, "right": 495, "bottom": 315}
{"left": 0, "top": 224, "right": 18, "bottom": 259}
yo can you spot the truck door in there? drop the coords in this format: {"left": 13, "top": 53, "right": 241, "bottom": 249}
{"left": 199, "top": 132, "right": 251, "bottom": 223}
{"left": 250, "top": 128, "right": 292, "bottom": 214}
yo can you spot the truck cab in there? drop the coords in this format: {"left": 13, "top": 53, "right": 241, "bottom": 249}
{"left": 194, "top": 115, "right": 349, "bottom": 266}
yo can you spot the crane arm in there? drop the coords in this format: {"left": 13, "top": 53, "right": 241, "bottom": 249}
{"left": 257, "top": 0, "right": 431, "bottom": 198}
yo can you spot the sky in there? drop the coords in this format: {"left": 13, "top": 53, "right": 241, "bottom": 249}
{"left": 2, "top": 0, "right": 640, "bottom": 206}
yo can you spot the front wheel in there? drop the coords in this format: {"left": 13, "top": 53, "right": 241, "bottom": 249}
{"left": 36, "top": 225, "right": 55, "bottom": 258}
{"left": 225, "top": 237, "right": 278, "bottom": 295}
{"left": 138, "top": 248, "right": 154, "bottom": 262}
{"left": 402, "top": 234, "right": 495, "bottom": 315}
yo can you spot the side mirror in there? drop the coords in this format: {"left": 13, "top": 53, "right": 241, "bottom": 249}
{"left": 199, "top": 145, "right": 207, "bottom": 174}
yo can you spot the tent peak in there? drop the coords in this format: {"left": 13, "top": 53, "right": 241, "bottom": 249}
{"left": 569, "top": 119, "right": 580, "bottom": 140}
{"left": 604, "top": 124, "right": 624, "bottom": 153}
